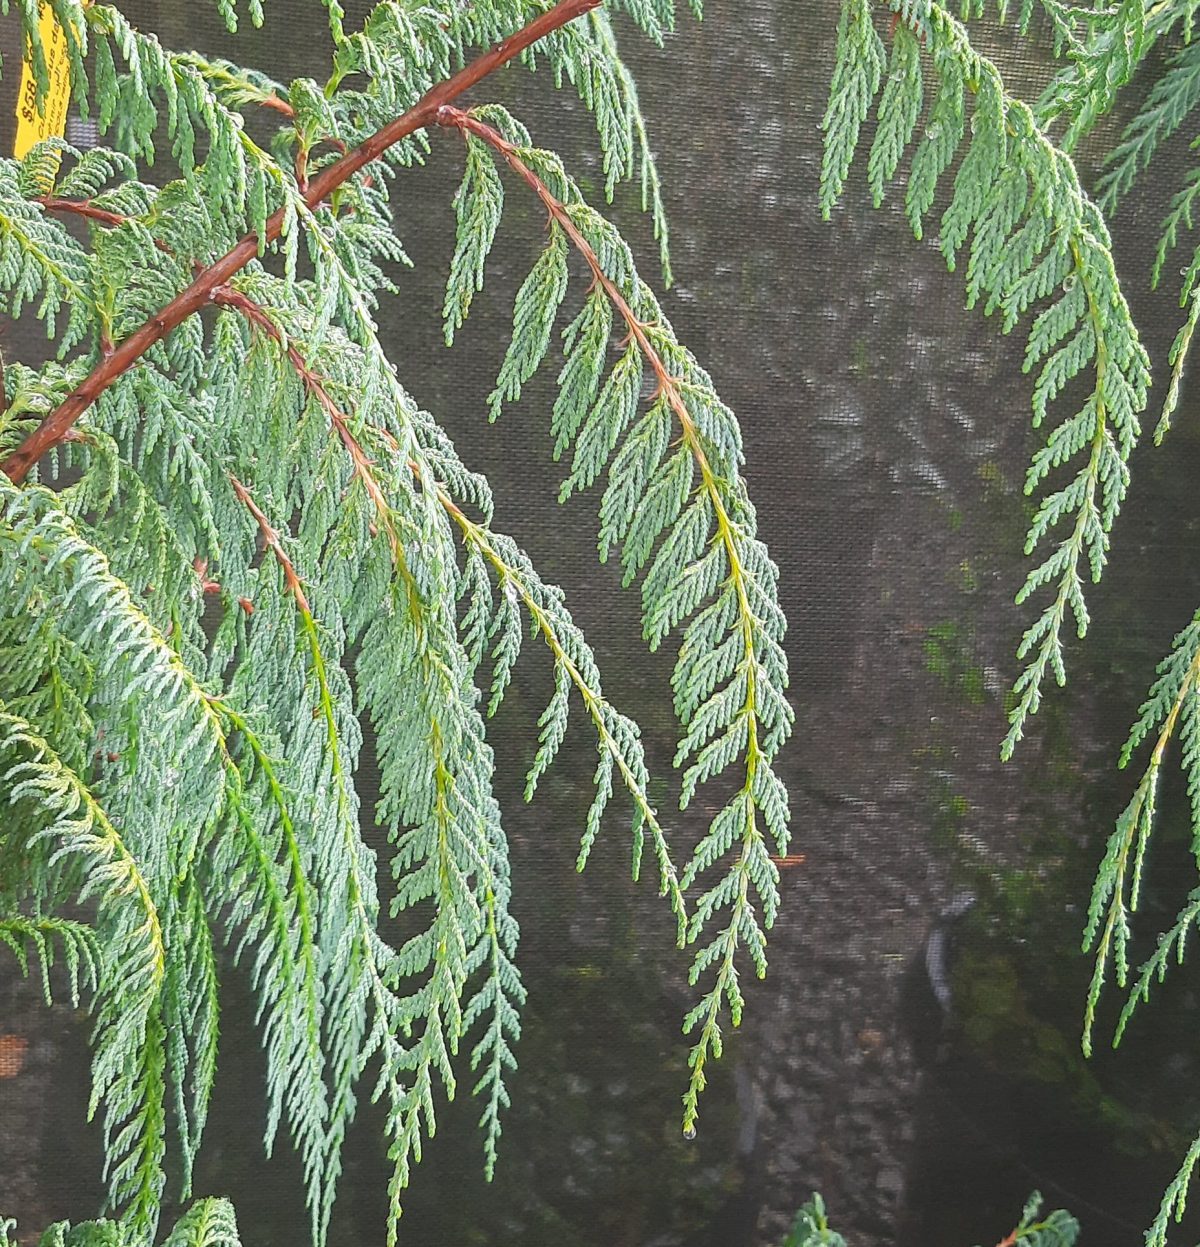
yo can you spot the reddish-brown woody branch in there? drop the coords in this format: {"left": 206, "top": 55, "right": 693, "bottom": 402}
{"left": 39, "top": 197, "right": 177, "bottom": 259}
{"left": 435, "top": 104, "right": 712, "bottom": 476}
{"left": 230, "top": 474, "right": 311, "bottom": 613}
{"left": 2, "top": 0, "right": 601, "bottom": 485}
{"left": 259, "top": 93, "right": 296, "bottom": 119}
{"left": 211, "top": 283, "right": 406, "bottom": 565}
{"left": 38, "top": 197, "right": 132, "bottom": 231}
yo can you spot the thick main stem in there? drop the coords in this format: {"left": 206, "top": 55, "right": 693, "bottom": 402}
{"left": 2, "top": 0, "right": 601, "bottom": 484}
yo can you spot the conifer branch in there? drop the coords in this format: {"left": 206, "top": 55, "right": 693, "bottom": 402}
{"left": 989, "top": 1193, "right": 1079, "bottom": 1247}
{"left": 216, "top": 275, "right": 681, "bottom": 936}
{"left": 0, "top": 711, "right": 165, "bottom": 992}
{"left": 35, "top": 195, "right": 175, "bottom": 262}
{"left": 1, "top": 470, "right": 347, "bottom": 1230}
{"left": 0, "top": 1196, "right": 245, "bottom": 1247}
{"left": 233, "top": 396, "right": 519, "bottom": 1234}
{"left": 228, "top": 470, "right": 414, "bottom": 1243}
{"left": 204, "top": 699, "right": 326, "bottom": 1197}
{"left": 437, "top": 105, "right": 790, "bottom": 1133}
{"left": 221, "top": 284, "right": 679, "bottom": 1189}
{"left": 1, "top": 0, "right": 602, "bottom": 484}
{"left": 37, "top": 196, "right": 134, "bottom": 231}
{"left": 0, "top": 915, "right": 99, "bottom": 1007}
{"left": 821, "top": 0, "right": 1150, "bottom": 757}
{"left": 0, "top": 0, "right": 796, "bottom": 1232}
{"left": 218, "top": 282, "right": 527, "bottom": 1199}
{"left": 220, "top": 273, "right": 680, "bottom": 1164}
{"left": 1148, "top": 1134, "right": 1200, "bottom": 1247}
{"left": 214, "top": 282, "right": 427, "bottom": 627}
{"left": 0, "top": 701, "right": 169, "bottom": 1232}
{"left": 1083, "top": 612, "right": 1200, "bottom": 1053}
{"left": 446, "top": 503, "right": 688, "bottom": 930}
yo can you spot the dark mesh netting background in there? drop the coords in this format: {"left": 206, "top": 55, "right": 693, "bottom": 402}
{"left": 3, "top": 5, "right": 1200, "bottom": 1245}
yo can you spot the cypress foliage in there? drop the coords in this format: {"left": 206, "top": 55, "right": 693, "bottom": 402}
{"left": 13, "top": 0, "right": 1200, "bottom": 1241}
{"left": 822, "top": 0, "right": 1152, "bottom": 759}
{"left": 2, "top": 1199, "right": 244, "bottom": 1247}
{"left": 0, "top": 1, "right": 793, "bottom": 1242}
{"left": 822, "top": 0, "right": 1200, "bottom": 1241}
{"left": 779, "top": 1191, "right": 1078, "bottom": 1247}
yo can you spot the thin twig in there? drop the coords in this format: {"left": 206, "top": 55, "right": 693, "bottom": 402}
{"left": 259, "top": 93, "right": 295, "bottom": 119}
{"left": 212, "top": 284, "right": 405, "bottom": 568}
{"left": 38, "top": 196, "right": 176, "bottom": 256}
{"left": 229, "top": 474, "right": 310, "bottom": 612}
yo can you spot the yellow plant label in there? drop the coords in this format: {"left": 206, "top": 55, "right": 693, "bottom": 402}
{"left": 13, "top": 1, "right": 91, "bottom": 159}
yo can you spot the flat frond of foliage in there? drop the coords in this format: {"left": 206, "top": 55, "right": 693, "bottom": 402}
{"left": 0, "top": 913, "right": 99, "bottom": 1006}
{"left": 437, "top": 101, "right": 791, "bottom": 1132}
{"left": 1076, "top": 610, "right": 1200, "bottom": 1245}
{"left": 820, "top": 0, "right": 1150, "bottom": 758}
{"left": 929, "top": 6, "right": 1200, "bottom": 1243}
{"left": 781, "top": 1193, "right": 848, "bottom": 1247}
{"left": 1014, "top": 0, "right": 1200, "bottom": 449}
{"left": 1088, "top": 25, "right": 1200, "bottom": 444}
{"left": 1082, "top": 611, "right": 1200, "bottom": 1049}
{"left": 0, "top": 1198, "right": 242, "bottom": 1247}
{"left": 996, "top": 1192, "right": 1080, "bottom": 1247}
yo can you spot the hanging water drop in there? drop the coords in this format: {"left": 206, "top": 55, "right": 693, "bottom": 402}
{"left": 683, "top": 1124, "right": 697, "bottom": 1141}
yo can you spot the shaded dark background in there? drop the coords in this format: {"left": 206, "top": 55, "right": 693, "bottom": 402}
{"left": 4, "top": 3, "right": 1200, "bottom": 1245}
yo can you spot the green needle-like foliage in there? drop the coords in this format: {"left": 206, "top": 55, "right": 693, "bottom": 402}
{"left": 2, "top": 1200, "right": 244, "bottom": 1247}
{"left": 437, "top": 102, "right": 791, "bottom": 1131}
{"left": 1080, "top": 610, "right": 1200, "bottom": 1246}
{"left": 777, "top": 1191, "right": 1077, "bottom": 1247}
{"left": 0, "top": 1, "right": 790, "bottom": 1243}
{"left": 13, "top": 0, "right": 1200, "bottom": 1240}
{"left": 822, "top": 0, "right": 1151, "bottom": 760}
{"left": 822, "top": 0, "right": 1200, "bottom": 1241}
{"left": 781, "top": 1194, "right": 847, "bottom": 1247}
{"left": 996, "top": 1193, "right": 1080, "bottom": 1247}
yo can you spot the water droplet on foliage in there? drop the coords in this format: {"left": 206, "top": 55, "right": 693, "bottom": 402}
{"left": 683, "top": 1125, "right": 697, "bottom": 1141}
